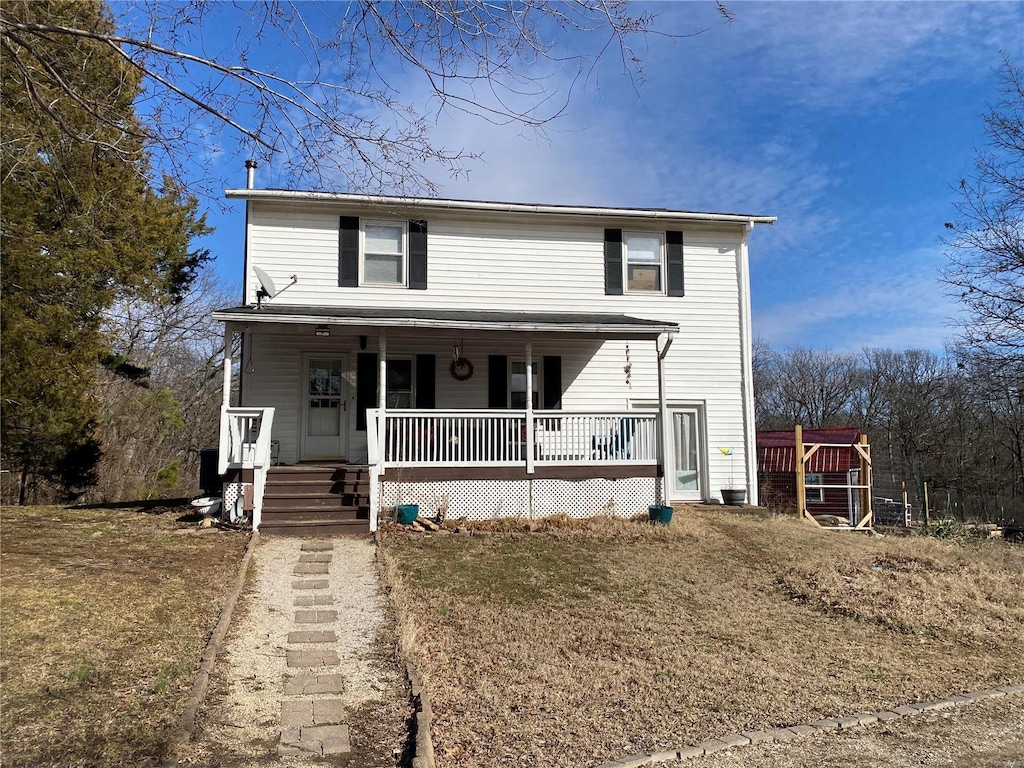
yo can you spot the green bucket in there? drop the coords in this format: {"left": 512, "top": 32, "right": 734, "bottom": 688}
{"left": 648, "top": 504, "right": 673, "bottom": 525}
{"left": 395, "top": 504, "right": 419, "bottom": 525}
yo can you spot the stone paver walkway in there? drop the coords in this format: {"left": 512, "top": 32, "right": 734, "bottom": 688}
{"left": 278, "top": 540, "right": 350, "bottom": 757}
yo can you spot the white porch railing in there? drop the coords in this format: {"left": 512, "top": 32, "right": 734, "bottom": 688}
{"left": 367, "top": 409, "right": 658, "bottom": 468}
{"left": 218, "top": 406, "right": 275, "bottom": 531}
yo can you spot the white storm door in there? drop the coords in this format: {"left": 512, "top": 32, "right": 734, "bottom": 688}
{"left": 302, "top": 356, "right": 348, "bottom": 459}
{"left": 670, "top": 408, "right": 704, "bottom": 501}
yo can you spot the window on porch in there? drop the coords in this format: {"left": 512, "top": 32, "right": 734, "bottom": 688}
{"left": 510, "top": 360, "right": 539, "bottom": 409}
{"left": 386, "top": 359, "right": 413, "bottom": 408}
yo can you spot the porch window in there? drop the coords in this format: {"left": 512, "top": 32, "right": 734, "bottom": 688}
{"left": 805, "top": 473, "right": 824, "bottom": 503}
{"left": 625, "top": 233, "right": 663, "bottom": 293}
{"left": 386, "top": 359, "right": 413, "bottom": 408}
{"left": 510, "top": 361, "right": 539, "bottom": 409}
{"left": 362, "top": 221, "right": 407, "bottom": 286}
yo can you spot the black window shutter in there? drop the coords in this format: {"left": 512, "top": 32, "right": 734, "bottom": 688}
{"left": 542, "top": 356, "right": 562, "bottom": 410}
{"left": 667, "top": 230, "right": 684, "bottom": 296}
{"left": 488, "top": 355, "right": 507, "bottom": 408}
{"left": 339, "top": 216, "right": 360, "bottom": 287}
{"left": 604, "top": 228, "right": 623, "bottom": 295}
{"left": 356, "top": 352, "right": 377, "bottom": 431}
{"left": 415, "top": 354, "right": 435, "bottom": 408}
{"left": 408, "top": 220, "right": 428, "bottom": 290}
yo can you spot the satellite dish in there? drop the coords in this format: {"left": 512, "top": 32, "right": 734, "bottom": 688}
{"left": 252, "top": 267, "right": 298, "bottom": 309}
{"left": 254, "top": 266, "right": 277, "bottom": 307}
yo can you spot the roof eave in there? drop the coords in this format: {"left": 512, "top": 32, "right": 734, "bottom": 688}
{"left": 212, "top": 308, "right": 677, "bottom": 338}
{"left": 224, "top": 189, "right": 776, "bottom": 226}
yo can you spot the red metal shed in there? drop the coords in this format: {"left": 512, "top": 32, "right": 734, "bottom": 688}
{"left": 757, "top": 427, "right": 869, "bottom": 523}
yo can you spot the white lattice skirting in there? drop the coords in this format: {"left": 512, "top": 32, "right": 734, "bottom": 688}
{"left": 380, "top": 477, "right": 659, "bottom": 521}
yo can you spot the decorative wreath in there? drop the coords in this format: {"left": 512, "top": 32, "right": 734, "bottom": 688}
{"left": 450, "top": 357, "right": 474, "bottom": 381}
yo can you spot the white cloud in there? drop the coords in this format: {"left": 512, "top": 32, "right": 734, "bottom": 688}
{"left": 753, "top": 245, "right": 965, "bottom": 351}
{"left": 677, "top": 1, "right": 1024, "bottom": 113}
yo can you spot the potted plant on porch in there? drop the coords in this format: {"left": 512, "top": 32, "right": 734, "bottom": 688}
{"left": 718, "top": 447, "right": 746, "bottom": 506}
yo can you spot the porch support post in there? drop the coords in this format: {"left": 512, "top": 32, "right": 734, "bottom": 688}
{"left": 222, "top": 325, "right": 233, "bottom": 409}
{"left": 525, "top": 340, "right": 534, "bottom": 476}
{"left": 378, "top": 328, "right": 388, "bottom": 459}
{"left": 657, "top": 334, "right": 674, "bottom": 505}
{"left": 371, "top": 328, "right": 388, "bottom": 532}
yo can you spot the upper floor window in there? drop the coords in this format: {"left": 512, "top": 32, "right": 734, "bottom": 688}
{"left": 340, "top": 217, "right": 427, "bottom": 290}
{"left": 362, "top": 221, "right": 407, "bottom": 286}
{"left": 604, "top": 228, "right": 684, "bottom": 296}
{"left": 625, "top": 233, "right": 663, "bottom": 293}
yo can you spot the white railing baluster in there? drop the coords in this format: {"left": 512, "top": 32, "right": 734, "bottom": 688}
{"left": 370, "top": 409, "right": 657, "bottom": 470}
{"left": 219, "top": 406, "right": 276, "bottom": 531}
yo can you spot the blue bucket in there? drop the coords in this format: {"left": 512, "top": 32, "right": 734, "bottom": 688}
{"left": 395, "top": 504, "right": 419, "bottom": 525}
{"left": 648, "top": 504, "right": 673, "bottom": 525}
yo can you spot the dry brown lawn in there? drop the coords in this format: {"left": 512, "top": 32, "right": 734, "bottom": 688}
{"left": 0, "top": 505, "right": 249, "bottom": 768}
{"left": 379, "top": 509, "right": 1024, "bottom": 768}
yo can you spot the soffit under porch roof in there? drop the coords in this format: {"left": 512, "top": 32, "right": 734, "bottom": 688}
{"left": 212, "top": 305, "right": 677, "bottom": 340}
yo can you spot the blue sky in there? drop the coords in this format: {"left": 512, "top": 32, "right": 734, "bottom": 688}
{"left": 185, "top": 1, "right": 1023, "bottom": 353}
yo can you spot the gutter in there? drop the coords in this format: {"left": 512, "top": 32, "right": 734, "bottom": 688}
{"left": 210, "top": 310, "right": 677, "bottom": 338}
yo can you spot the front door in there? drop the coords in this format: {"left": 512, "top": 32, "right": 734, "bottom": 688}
{"left": 301, "top": 355, "right": 347, "bottom": 460}
{"left": 671, "top": 407, "right": 704, "bottom": 501}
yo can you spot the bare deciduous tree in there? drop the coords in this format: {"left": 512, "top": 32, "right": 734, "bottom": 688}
{"left": 942, "top": 58, "right": 1024, "bottom": 376}
{"left": 756, "top": 346, "right": 859, "bottom": 429}
{"left": 754, "top": 340, "right": 1022, "bottom": 522}
{"left": 1, "top": 0, "right": 731, "bottom": 195}
{"left": 88, "top": 272, "right": 238, "bottom": 502}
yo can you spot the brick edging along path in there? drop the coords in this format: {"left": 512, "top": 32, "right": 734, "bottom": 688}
{"left": 594, "top": 683, "right": 1024, "bottom": 768}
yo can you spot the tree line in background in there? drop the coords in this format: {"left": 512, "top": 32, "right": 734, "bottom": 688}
{"left": 753, "top": 342, "right": 1023, "bottom": 522}
{"left": 1, "top": 0, "right": 213, "bottom": 504}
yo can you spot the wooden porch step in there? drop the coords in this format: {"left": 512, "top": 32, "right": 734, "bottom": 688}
{"left": 269, "top": 464, "right": 369, "bottom": 481}
{"left": 258, "top": 518, "right": 371, "bottom": 536}
{"left": 262, "top": 493, "right": 368, "bottom": 511}
{"left": 260, "top": 464, "right": 370, "bottom": 533}
{"left": 261, "top": 508, "right": 369, "bottom": 523}
{"left": 265, "top": 479, "right": 369, "bottom": 495}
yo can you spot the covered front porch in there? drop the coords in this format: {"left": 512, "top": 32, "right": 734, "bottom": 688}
{"left": 212, "top": 306, "right": 683, "bottom": 531}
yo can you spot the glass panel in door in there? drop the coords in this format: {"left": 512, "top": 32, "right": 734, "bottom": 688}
{"left": 672, "top": 409, "right": 702, "bottom": 499}
{"left": 303, "top": 357, "right": 346, "bottom": 458}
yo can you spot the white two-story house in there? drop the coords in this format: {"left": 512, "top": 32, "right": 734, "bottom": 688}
{"left": 212, "top": 179, "right": 774, "bottom": 534}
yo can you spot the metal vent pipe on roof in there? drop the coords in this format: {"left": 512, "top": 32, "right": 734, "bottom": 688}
{"left": 245, "top": 159, "right": 257, "bottom": 189}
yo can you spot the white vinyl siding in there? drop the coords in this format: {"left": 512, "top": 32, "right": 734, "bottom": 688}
{"left": 241, "top": 203, "right": 750, "bottom": 493}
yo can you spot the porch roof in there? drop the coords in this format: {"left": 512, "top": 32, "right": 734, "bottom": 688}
{"left": 212, "top": 305, "right": 677, "bottom": 339}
